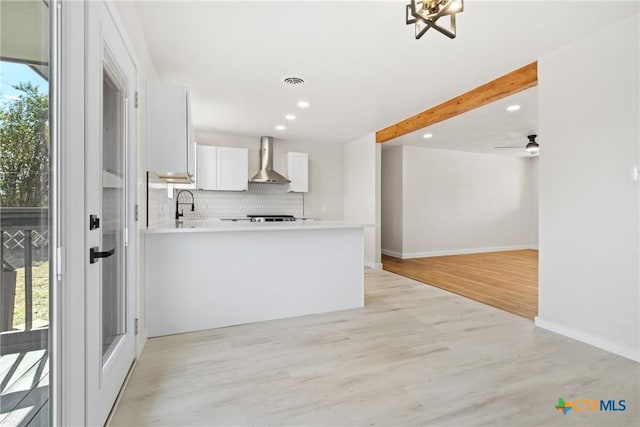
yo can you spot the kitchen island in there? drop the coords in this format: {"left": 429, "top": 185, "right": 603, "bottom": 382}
{"left": 144, "top": 221, "right": 365, "bottom": 337}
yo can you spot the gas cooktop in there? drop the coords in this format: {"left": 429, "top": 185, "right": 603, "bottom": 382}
{"left": 247, "top": 215, "right": 296, "bottom": 223}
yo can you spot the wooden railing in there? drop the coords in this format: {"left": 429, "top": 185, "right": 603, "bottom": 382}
{"left": 1, "top": 207, "right": 49, "bottom": 334}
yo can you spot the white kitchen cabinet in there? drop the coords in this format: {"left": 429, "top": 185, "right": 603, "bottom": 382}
{"left": 196, "top": 144, "right": 217, "bottom": 190}
{"left": 286, "top": 152, "right": 309, "bottom": 193}
{"left": 147, "top": 82, "right": 195, "bottom": 182}
{"left": 196, "top": 145, "right": 248, "bottom": 191}
{"left": 217, "top": 147, "right": 249, "bottom": 191}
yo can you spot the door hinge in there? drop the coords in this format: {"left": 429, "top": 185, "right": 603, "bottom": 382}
{"left": 134, "top": 91, "right": 139, "bottom": 109}
{"left": 134, "top": 204, "right": 139, "bottom": 221}
{"left": 134, "top": 318, "right": 139, "bottom": 335}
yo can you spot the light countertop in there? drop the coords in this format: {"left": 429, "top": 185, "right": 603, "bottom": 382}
{"left": 143, "top": 219, "right": 371, "bottom": 234}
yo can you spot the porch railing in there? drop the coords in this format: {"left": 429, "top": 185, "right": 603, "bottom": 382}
{"left": 1, "top": 207, "right": 49, "bottom": 334}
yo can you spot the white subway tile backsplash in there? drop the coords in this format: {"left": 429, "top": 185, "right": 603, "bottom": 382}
{"left": 147, "top": 173, "right": 174, "bottom": 226}
{"left": 178, "top": 183, "right": 303, "bottom": 219}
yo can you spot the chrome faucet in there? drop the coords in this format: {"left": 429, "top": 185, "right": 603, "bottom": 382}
{"left": 175, "top": 190, "right": 195, "bottom": 220}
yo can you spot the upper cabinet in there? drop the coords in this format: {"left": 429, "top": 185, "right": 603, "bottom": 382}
{"left": 147, "top": 82, "right": 195, "bottom": 182}
{"left": 196, "top": 145, "right": 248, "bottom": 191}
{"left": 286, "top": 152, "right": 309, "bottom": 193}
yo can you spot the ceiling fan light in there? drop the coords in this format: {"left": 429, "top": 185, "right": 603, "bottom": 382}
{"left": 525, "top": 134, "right": 539, "bottom": 154}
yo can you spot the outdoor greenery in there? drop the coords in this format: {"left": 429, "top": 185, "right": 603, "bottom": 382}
{"left": 0, "top": 82, "right": 49, "bottom": 207}
{"left": 13, "top": 261, "right": 49, "bottom": 328}
{"left": 1, "top": 81, "right": 50, "bottom": 329}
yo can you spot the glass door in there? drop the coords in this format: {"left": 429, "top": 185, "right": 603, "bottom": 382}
{"left": 85, "top": 1, "right": 136, "bottom": 425}
{"left": 101, "top": 59, "right": 127, "bottom": 363}
{"left": 0, "top": 1, "right": 52, "bottom": 425}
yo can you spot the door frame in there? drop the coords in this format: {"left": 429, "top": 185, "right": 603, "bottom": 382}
{"left": 56, "top": 0, "right": 140, "bottom": 424}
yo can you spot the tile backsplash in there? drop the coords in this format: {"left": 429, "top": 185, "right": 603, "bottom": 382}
{"left": 178, "top": 183, "right": 303, "bottom": 219}
{"left": 147, "top": 176, "right": 304, "bottom": 225}
{"left": 147, "top": 173, "right": 174, "bottom": 226}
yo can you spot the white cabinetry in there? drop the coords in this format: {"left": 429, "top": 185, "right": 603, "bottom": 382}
{"left": 196, "top": 145, "right": 248, "bottom": 191}
{"left": 196, "top": 145, "right": 217, "bottom": 190}
{"left": 147, "top": 82, "right": 195, "bottom": 182}
{"left": 286, "top": 152, "right": 309, "bottom": 193}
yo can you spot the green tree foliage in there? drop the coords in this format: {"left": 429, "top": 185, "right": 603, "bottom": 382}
{"left": 0, "top": 82, "right": 49, "bottom": 207}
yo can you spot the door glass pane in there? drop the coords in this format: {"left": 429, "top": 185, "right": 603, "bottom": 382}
{"left": 101, "top": 63, "right": 126, "bottom": 363}
{"left": 0, "top": 1, "right": 51, "bottom": 425}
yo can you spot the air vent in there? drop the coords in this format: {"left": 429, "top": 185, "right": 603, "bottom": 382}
{"left": 283, "top": 76, "right": 304, "bottom": 85}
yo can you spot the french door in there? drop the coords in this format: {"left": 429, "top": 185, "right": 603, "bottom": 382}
{"left": 85, "top": 1, "right": 137, "bottom": 425}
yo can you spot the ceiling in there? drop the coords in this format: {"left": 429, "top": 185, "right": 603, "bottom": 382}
{"left": 0, "top": 0, "right": 49, "bottom": 76}
{"left": 385, "top": 86, "right": 538, "bottom": 157}
{"left": 135, "top": 1, "right": 638, "bottom": 145}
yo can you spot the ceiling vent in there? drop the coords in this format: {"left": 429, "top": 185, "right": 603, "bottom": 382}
{"left": 283, "top": 76, "right": 304, "bottom": 85}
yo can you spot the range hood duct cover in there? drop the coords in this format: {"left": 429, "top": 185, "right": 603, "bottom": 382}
{"left": 250, "top": 136, "right": 291, "bottom": 183}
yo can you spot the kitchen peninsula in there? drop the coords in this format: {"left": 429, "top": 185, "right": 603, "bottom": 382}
{"left": 144, "top": 221, "right": 365, "bottom": 337}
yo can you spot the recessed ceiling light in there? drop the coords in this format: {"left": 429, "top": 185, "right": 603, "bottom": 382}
{"left": 275, "top": 125, "right": 286, "bottom": 131}
{"left": 423, "top": 133, "right": 433, "bottom": 139}
{"left": 285, "top": 114, "right": 296, "bottom": 120}
{"left": 297, "top": 101, "right": 310, "bottom": 108}
{"left": 506, "top": 105, "right": 521, "bottom": 112}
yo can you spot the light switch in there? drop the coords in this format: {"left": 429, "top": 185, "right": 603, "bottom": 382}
{"left": 633, "top": 166, "right": 639, "bottom": 182}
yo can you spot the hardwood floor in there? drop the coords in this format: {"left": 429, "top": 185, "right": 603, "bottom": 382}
{"left": 383, "top": 250, "right": 538, "bottom": 319}
{"left": 110, "top": 268, "right": 638, "bottom": 427}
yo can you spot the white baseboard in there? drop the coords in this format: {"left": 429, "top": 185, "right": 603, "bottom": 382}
{"left": 535, "top": 317, "right": 639, "bottom": 362}
{"left": 381, "top": 249, "right": 403, "bottom": 258}
{"left": 382, "top": 245, "right": 534, "bottom": 259}
{"left": 364, "top": 261, "right": 384, "bottom": 270}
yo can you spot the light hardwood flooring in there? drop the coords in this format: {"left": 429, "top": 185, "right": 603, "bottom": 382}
{"left": 383, "top": 250, "right": 538, "bottom": 319}
{"left": 110, "top": 268, "right": 638, "bottom": 426}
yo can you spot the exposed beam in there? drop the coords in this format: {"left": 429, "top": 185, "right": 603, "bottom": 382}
{"left": 376, "top": 62, "right": 538, "bottom": 143}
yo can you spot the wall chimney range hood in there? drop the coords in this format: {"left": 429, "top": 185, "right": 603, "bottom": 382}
{"left": 250, "top": 136, "right": 291, "bottom": 183}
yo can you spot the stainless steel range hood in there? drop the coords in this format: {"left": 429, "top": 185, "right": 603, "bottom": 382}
{"left": 250, "top": 136, "right": 291, "bottom": 183}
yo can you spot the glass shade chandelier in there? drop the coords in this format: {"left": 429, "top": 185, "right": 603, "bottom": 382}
{"left": 406, "top": 0, "right": 464, "bottom": 39}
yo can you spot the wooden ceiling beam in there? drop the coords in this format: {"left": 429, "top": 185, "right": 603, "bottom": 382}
{"left": 375, "top": 61, "right": 538, "bottom": 143}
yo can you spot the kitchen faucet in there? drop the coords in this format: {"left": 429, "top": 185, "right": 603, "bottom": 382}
{"left": 175, "top": 190, "right": 195, "bottom": 220}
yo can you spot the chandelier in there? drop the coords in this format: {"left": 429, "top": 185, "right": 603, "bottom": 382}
{"left": 406, "top": 0, "right": 464, "bottom": 39}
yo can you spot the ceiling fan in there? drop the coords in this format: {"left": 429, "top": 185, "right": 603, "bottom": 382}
{"left": 493, "top": 134, "right": 539, "bottom": 155}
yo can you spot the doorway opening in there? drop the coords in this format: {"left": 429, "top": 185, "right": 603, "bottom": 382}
{"left": 380, "top": 87, "right": 539, "bottom": 320}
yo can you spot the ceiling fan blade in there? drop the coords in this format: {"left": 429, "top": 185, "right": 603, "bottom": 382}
{"left": 492, "top": 145, "right": 524, "bottom": 149}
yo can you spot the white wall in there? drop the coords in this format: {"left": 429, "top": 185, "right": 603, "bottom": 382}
{"left": 382, "top": 146, "right": 538, "bottom": 258}
{"left": 381, "top": 146, "right": 403, "bottom": 255}
{"left": 195, "top": 131, "right": 344, "bottom": 220}
{"left": 536, "top": 15, "right": 639, "bottom": 361}
{"left": 529, "top": 156, "right": 539, "bottom": 248}
{"left": 114, "top": 1, "right": 159, "bottom": 356}
{"left": 344, "top": 133, "right": 381, "bottom": 268}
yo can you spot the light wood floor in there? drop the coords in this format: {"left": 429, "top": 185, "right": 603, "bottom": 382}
{"left": 110, "top": 269, "right": 638, "bottom": 427}
{"left": 383, "top": 250, "right": 538, "bottom": 319}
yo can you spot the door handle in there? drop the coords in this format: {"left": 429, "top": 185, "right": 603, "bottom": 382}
{"left": 90, "top": 247, "right": 115, "bottom": 264}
